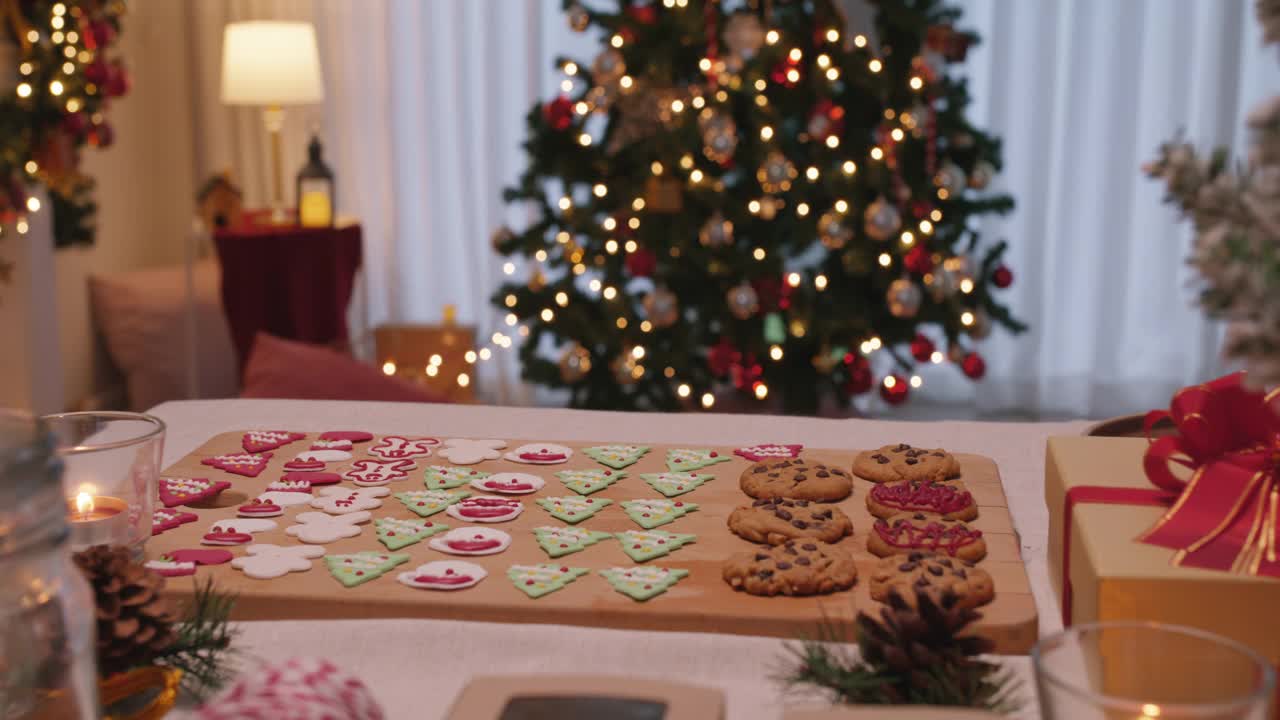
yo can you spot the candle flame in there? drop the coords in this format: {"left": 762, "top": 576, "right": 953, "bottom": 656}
{"left": 75, "top": 492, "right": 94, "bottom": 514}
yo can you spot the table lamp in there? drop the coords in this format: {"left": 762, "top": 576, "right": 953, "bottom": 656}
{"left": 220, "top": 21, "right": 324, "bottom": 225}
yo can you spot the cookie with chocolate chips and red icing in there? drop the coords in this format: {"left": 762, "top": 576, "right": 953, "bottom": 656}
{"left": 867, "top": 479, "right": 977, "bottom": 521}
{"left": 727, "top": 497, "right": 853, "bottom": 545}
{"left": 867, "top": 511, "right": 987, "bottom": 562}
{"left": 722, "top": 539, "right": 857, "bottom": 596}
{"left": 869, "top": 551, "right": 993, "bottom": 609}
{"left": 739, "top": 458, "right": 853, "bottom": 502}
{"left": 852, "top": 443, "right": 961, "bottom": 484}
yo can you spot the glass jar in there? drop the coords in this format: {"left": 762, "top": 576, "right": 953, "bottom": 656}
{"left": 0, "top": 411, "right": 99, "bottom": 719}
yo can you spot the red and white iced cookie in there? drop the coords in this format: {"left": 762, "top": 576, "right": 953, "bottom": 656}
{"left": 152, "top": 508, "right": 198, "bottom": 535}
{"left": 280, "top": 470, "right": 342, "bottom": 486}
{"left": 237, "top": 498, "right": 283, "bottom": 518}
{"left": 265, "top": 479, "right": 312, "bottom": 494}
{"left": 427, "top": 527, "right": 512, "bottom": 556}
{"left": 241, "top": 430, "right": 305, "bottom": 453}
{"left": 283, "top": 458, "right": 326, "bottom": 472}
{"left": 345, "top": 459, "right": 416, "bottom": 486}
{"left": 733, "top": 443, "right": 804, "bottom": 462}
{"left": 203, "top": 518, "right": 277, "bottom": 545}
{"left": 470, "top": 472, "right": 545, "bottom": 495}
{"left": 145, "top": 557, "right": 197, "bottom": 577}
{"left": 397, "top": 560, "right": 487, "bottom": 590}
{"left": 294, "top": 449, "right": 353, "bottom": 463}
{"left": 256, "top": 490, "right": 312, "bottom": 508}
{"left": 368, "top": 435, "right": 440, "bottom": 460}
{"left": 310, "top": 438, "right": 353, "bottom": 452}
{"left": 446, "top": 495, "right": 523, "bottom": 523}
{"left": 310, "top": 486, "right": 390, "bottom": 514}
{"left": 319, "top": 430, "right": 374, "bottom": 444}
{"left": 202, "top": 452, "right": 272, "bottom": 478}
{"left": 158, "top": 477, "right": 231, "bottom": 507}
{"left": 167, "top": 548, "right": 233, "bottom": 566}
{"left": 504, "top": 442, "right": 574, "bottom": 465}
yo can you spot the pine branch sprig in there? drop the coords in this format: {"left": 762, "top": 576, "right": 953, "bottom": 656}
{"left": 152, "top": 577, "right": 240, "bottom": 700}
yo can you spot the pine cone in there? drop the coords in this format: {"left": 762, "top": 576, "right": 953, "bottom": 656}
{"left": 856, "top": 588, "right": 993, "bottom": 688}
{"left": 73, "top": 545, "right": 177, "bottom": 677}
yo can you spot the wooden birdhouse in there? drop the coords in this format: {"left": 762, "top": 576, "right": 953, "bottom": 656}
{"left": 196, "top": 171, "right": 244, "bottom": 230}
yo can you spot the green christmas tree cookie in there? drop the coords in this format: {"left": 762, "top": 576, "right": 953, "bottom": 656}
{"left": 536, "top": 496, "right": 612, "bottom": 524}
{"left": 599, "top": 566, "right": 689, "bottom": 601}
{"left": 395, "top": 489, "right": 470, "bottom": 518}
{"left": 616, "top": 530, "right": 697, "bottom": 562}
{"left": 507, "top": 563, "right": 590, "bottom": 599}
{"left": 621, "top": 498, "right": 699, "bottom": 529}
{"left": 555, "top": 468, "right": 625, "bottom": 496}
{"left": 424, "top": 465, "right": 490, "bottom": 490}
{"left": 583, "top": 445, "right": 650, "bottom": 470}
{"left": 375, "top": 517, "right": 449, "bottom": 550}
{"left": 665, "top": 448, "right": 731, "bottom": 471}
{"left": 640, "top": 471, "right": 713, "bottom": 498}
{"left": 533, "top": 526, "right": 613, "bottom": 558}
{"left": 324, "top": 551, "right": 410, "bottom": 588}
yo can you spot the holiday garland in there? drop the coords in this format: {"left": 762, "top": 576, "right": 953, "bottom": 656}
{"left": 0, "top": 0, "right": 127, "bottom": 255}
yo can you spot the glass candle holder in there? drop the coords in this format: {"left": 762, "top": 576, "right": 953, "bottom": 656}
{"left": 1033, "top": 621, "right": 1275, "bottom": 720}
{"left": 42, "top": 412, "right": 165, "bottom": 555}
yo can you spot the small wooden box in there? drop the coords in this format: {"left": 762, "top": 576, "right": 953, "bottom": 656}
{"left": 373, "top": 323, "right": 476, "bottom": 403}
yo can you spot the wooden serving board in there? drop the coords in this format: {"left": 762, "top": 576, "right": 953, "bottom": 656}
{"left": 151, "top": 432, "right": 1037, "bottom": 653}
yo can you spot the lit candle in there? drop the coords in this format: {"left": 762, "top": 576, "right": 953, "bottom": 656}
{"left": 66, "top": 490, "right": 129, "bottom": 549}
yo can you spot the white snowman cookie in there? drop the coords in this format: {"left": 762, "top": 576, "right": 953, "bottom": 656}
{"left": 504, "top": 442, "right": 574, "bottom": 465}
{"left": 427, "top": 527, "right": 512, "bottom": 556}
{"left": 469, "top": 472, "right": 545, "bottom": 495}
{"left": 397, "top": 560, "right": 487, "bottom": 590}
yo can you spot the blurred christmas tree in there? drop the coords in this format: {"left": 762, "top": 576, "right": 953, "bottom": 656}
{"left": 491, "top": 0, "right": 1023, "bottom": 413}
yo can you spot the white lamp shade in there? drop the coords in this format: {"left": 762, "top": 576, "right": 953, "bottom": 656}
{"left": 221, "top": 21, "right": 324, "bottom": 106}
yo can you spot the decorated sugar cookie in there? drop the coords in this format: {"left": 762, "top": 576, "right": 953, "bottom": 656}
{"left": 232, "top": 544, "right": 325, "bottom": 580}
{"left": 158, "top": 477, "right": 231, "bottom": 507}
{"left": 470, "top": 472, "right": 545, "bottom": 495}
{"left": 283, "top": 458, "right": 326, "bottom": 472}
{"left": 166, "top": 548, "right": 233, "bottom": 566}
{"left": 621, "top": 498, "right": 699, "bottom": 529}
{"left": 319, "top": 430, "right": 374, "bottom": 444}
{"left": 265, "top": 479, "right": 312, "bottom": 494}
{"left": 325, "top": 551, "right": 410, "bottom": 588}
{"left": 368, "top": 435, "right": 440, "bottom": 460}
{"left": 394, "top": 489, "right": 470, "bottom": 518}
{"left": 397, "top": 560, "right": 486, "bottom": 590}
{"left": 281, "top": 470, "right": 342, "bottom": 486}
{"left": 446, "top": 495, "right": 523, "bottom": 523}
{"left": 152, "top": 508, "right": 197, "bottom": 535}
{"left": 600, "top": 566, "right": 689, "bottom": 601}
{"left": 508, "top": 564, "right": 590, "bottom": 599}
{"left": 202, "top": 518, "right": 275, "bottom": 546}
{"left": 640, "top": 472, "right": 711, "bottom": 498}
{"left": 241, "top": 430, "right": 305, "bottom": 453}
{"left": 616, "top": 530, "right": 697, "bottom": 562}
{"left": 345, "top": 458, "right": 417, "bottom": 486}
{"left": 504, "top": 442, "right": 573, "bottom": 465}
{"left": 375, "top": 517, "right": 449, "bottom": 550}
{"left": 424, "top": 465, "right": 490, "bottom": 490}
{"left": 145, "top": 557, "right": 196, "bottom": 577}
{"left": 237, "top": 498, "right": 283, "bottom": 518}
{"left": 733, "top": 443, "right": 803, "bottom": 462}
{"left": 535, "top": 496, "right": 611, "bottom": 524}
{"left": 294, "top": 448, "right": 353, "bottom": 463}
{"left": 256, "top": 491, "right": 312, "bottom": 508}
{"left": 533, "top": 526, "right": 612, "bottom": 558}
{"left": 583, "top": 445, "right": 650, "bottom": 470}
{"left": 438, "top": 438, "right": 506, "bottom": 465}
{"left": 428, "top": 526, "right": 512, "bottom": 556}
{"left": 555, "top": 468, "right": 624, "bottom": 496}
{"left": 286, "top": 511, "right": 371, "bottom": 544}
{"left": 665, "top": 448, "right": 730, "bottom": 472}
{"left": 202, "top": 452, "right": 272, "bottom": 478}
{"left": 310, "top": 438, "right": 353, "bottom": 452}
{"left": 310, "top": 486, "right": 391, "bottom": 514}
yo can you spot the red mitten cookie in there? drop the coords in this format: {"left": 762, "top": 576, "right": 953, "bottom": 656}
{"left": 158, "top": 477, "right": 231, "bottom": 508}
{"left": 202, "top": 452, "right": 272, "bottom": 478}
{"left": 242, "top": 430, "right": 305, "bottom": 453}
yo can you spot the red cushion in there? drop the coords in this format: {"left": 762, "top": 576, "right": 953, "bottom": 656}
{"left": 241, "top": 333, "right": 451, "bottom": 403}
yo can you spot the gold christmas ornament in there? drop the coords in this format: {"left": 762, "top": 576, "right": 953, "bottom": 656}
{"left": 926, "top": 263, "right": 958, "bottom": 300}
{"left": 723, "top": 12, "right": 765, "bottom": 72}
{"left": 727, "top": 282, "right": 759, "bottom": 320}
{"left": 699, "top": 109, "right": 738, "bottom": 164}
{"left": 559, "top": 343, "right": 593, "bottom": 382}
{"left": 887, "top": 277, "right": 923, "bottom": 318}
{"left": 643, "top": 286, "right": 680, "bottom": 328}
{"left": 969, "top": 160, "right": 995, "bottom": 189}
{"left": 756, "top": 195, "right": 781, "bottom": 221}
{"left": 757, "top": 151, "right": 797, "bottom": 194}
{"left": 863, "top": 197, "right": 902, "bottom": 241}
{"left": 529, "top": 270, "right": 547, "bottom": 292}
{"left": 567, "top": 2, "right": 590, "bottom": 32}
{"left": 592, "top": 48, "right": 626, "bottom": 85}
{"left": 818, "top": 211, "right": 854, "bottom": 249}
{"left": 612, "top": 350, "right": 642, "bottom": 385}
{"left": 942, "top": 254, "right": 976, "bottom": 284}
{"left": 699, "top": 212, "right": 734, "bottom": 247}
{"left": 934, "top": 161, "right": 967, "bottom": 195}
{"left": 490, "top": 225, "right": 515, "bottom": 250}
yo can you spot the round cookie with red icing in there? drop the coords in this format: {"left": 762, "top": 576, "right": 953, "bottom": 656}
{"left": 397, "top": 560, "right": 487, "bottom": 590}
{"left": 504, "top": 442, "right": 573, "bottom": 465}
{"left": 866, "top": 480, "right": 977, "bottom": 522}
{"left": 428, "top": 527, "right": 512, "bottom": 556}
{"left": 867, "top": 511, "right": 986, "bottom": 562}
{"left": 868, "top": 551, "right": 994, "bottom": 609}
{"left": 446, "top": 495, "right": 523, "bottom": 523}
{"left": 853, "top": 443, "right": 961, "bottom": 484}
{"left": 739, "top": 458, "right": 853, "bottom": 502}
{"left": 470, "top": 472, "right": 545, "bottom": 495}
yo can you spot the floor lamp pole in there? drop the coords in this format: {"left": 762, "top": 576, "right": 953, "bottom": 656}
{"left": 264, "top": 104, "right": 287, "bottom": 225}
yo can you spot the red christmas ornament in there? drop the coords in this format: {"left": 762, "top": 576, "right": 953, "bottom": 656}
{"left": 910, "top": 200, "right": 933, "bottom": 219}
{"left": 731, "top": 355, "right": 763, "bottom": 391}
{"left": 807, "top": 100, "right": 845, "bottom": 140}
{"left": 992, "top": 265, "right": 1014, "bottom": 288}
{"left": 910, "top": 334, "right": 935, "bottom": 363}
{"left": 707, "top": 337, "right": 740, "bottom": 377}
{"left": 91, "top": 20, "right": 116, "bottom": 48}
{"left": 752, "top": 276, "right": 782, "bottom": 313}
{"left": 543, "top": 96, "right": 575, "bottom": 131}
{"left": 880, "top": 375, "right": 910, "bottom": 405}
{"left": 961, "top": 352, "right": 986, "bottom": 380}
{"left": 770, "top": 58, "right": 801, "bottom": 87}
{"left": 84, "top": 60, "right": 110, "bottom": 85}
{"left": 904, "top": 245, "right": 934, "bottom": 275}
{"left": 90, "top": 123, "right": 114, "bottom": 149}
{"left": 625, "top": 4, "right": 657, "bottom": 24}
{"left": 105, "top": 63, "right": 131, "bottom": 97}
{"left": 62, "top": 111, "right": 87, "bottom": 137}
{"left": 843, "top": 354, "right": 873, "bottom": 395}
{"left": 625, "top": 247, "right": 657, "bottom": 278}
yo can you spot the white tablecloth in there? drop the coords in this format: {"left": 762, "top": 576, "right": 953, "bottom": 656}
{"left": 152, "top": 399, "right": 1088, "bottom": 719}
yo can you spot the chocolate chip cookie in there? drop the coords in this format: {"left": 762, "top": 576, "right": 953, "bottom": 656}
{"left": 723, "top": 539, "right": 857, "bottom": 596}
{"left": 739, "top": 458, "right": 853, "bottom": 502}
{"left": 727, "top": 498, "right": 853, "bottom": 545}
{"left": 869, "top": 551, "right": 994, "bottom": 609}
{"left": 852, "top": 443, "right": 961, "bottom": 483}
{"left": 866, "top": 479, "right": 978, "bottom": 521}
{"left": 867, "top": 511, "right": 987, "bottom": 562}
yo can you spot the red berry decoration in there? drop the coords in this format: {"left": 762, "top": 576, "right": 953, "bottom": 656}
{"left": 543, "top": 96, "right": 575, "bottom": 131}
{"left": 707, "top": 337, "right": 740, "bottom": 377}
{"left": 904, "top": 245, "right": 934, "bottom": 275}
{"left": 843, "top": 354, "right": 873, "bottom": 395}
{"left": 91, "top": 20, "right": 116, "bottom": 48}
{"left": 85, "top": 60, "right": 110, "bottom": 85}
{"left": 62, "top": 112, "right": 87, "bottom": 137}
{"left": 910, "top": 334, "right": 935, "bottom": 363}
{"left": 625, "top": 4, "right": 657, "bottom": 24}
{"left": 880, "top": 375, "right": 910, "bottom": 405}
{"left": 961, "top": 352, "right": 986, "bottom": 380}
{"left": 105, "top": 63, "right": 131, "bottom": 97}
{"left": 625, "top": 247, "right": 657, "bottom": 277}
{"left": 992, "top": 265, "right": 1014, "bottom": 288}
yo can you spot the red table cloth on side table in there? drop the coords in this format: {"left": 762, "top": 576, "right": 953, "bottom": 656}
{"left": 214, "top": 217, "right": 362, "bottom": 373}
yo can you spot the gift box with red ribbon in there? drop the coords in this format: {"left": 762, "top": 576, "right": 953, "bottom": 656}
{"left": 1046, "top": 373, "right": 1280, "bottom": 673}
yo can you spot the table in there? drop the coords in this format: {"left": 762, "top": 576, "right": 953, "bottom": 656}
{"left": 212, "top": 219, "right": 362, "bottom": 372}
{"left": 152, "top": 398, "right": 1086, "bottom": 718}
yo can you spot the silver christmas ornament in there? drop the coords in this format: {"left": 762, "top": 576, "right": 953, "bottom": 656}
{"left": 559, "top": 344, "right": 593, "bottom": 383}
{"left": 723, "top": 13, "right": 764, "bottom": 72}
{"left": 699, "top": 212, "right": 734, "bottom": 247}
{"left": 887, "top": 278, "right": 923, "bottom": 318}
{"left": 926, "top": 264, "right": 957, "bottom": 300}
{"left": 818, "top": 211, "right": 853, "bottom": 250}
{"left": 863, "top": 197, "right": 902, "bottom": 241}
{"left": 757, "top": 151, "right": 797, "bottom": 194}
{"left": 943, "top": 255, "right": 976, "bottom": 284}
{"left": 969, "top": 160, "right": 995, "bottom": 190}
{"left": 592, "top": 48, "right": 626, "bottom": 86}
{"left": 643, "top": 287, "right": 680, "bottom": 328}
{"left": 567, "top": 2, "right": 590, "bottom": 32}
{"left": 727, "top": 282, "right": 759, "bottom": 320}
{"left": 934, "top": 162, "right": 967, "bottom": 195}
{"left": 699, "top": 109, "right": 738, "bottom": 164}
